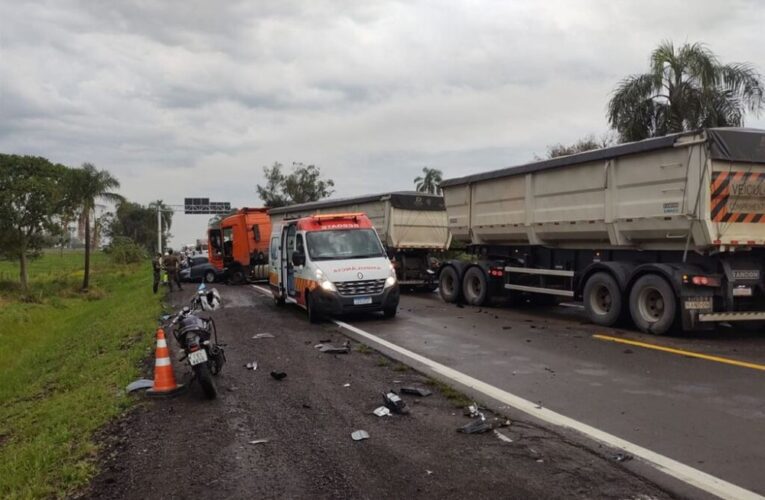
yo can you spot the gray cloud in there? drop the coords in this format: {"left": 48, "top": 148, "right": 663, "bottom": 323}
{"left": 1, "top": 0, "right": 764, "bottom": 244}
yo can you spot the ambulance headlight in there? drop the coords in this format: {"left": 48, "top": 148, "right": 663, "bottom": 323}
{"left": 315, "top": 269, "right": 336, "bottom": 292}
{"left": 385, "top": 265, "right": 397, "bottom": 288}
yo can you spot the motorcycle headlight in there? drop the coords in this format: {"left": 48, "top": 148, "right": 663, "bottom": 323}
{"left": 385, "top": 264, "right": 397, "bottom": 288}
{"left": 315, "top": 269, "right": 336, "bottom": 292}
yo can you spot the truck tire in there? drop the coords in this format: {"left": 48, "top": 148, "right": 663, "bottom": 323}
{"left": 307, "top": 292, "right": 322, "bottom": 324}
{"left": 462, "top": 267, "right": 488, "bottom": 306}
{"left": 439, "top": 266, "right": 461, "bottom": 303}
{"left": 583, "top": 272, "right": 622, "bottom": 326}
{"left": 629, "top": 274, "right": 676, "bottom": 335}
{"left": 228, "top": 268, "right": 246, "bottom": 285}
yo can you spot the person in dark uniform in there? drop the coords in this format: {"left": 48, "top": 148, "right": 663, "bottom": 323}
{"left": 152, "top": 252, "right": 163, "bottom": 294}
{"left": 164, "top": 249, "right": 182, "bottom": 291}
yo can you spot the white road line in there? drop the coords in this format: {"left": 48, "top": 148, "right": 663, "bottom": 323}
{"left": 249, "top": 284, "right": 761, "bottom": 500}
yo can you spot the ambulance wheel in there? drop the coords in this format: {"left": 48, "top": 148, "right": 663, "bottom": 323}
{"left": 307, "top": 292, "right": 322, "bottom": 323}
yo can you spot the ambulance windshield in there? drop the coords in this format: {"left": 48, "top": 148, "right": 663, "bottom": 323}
{"left": 306, "top": 229, "right": 385, "bottom": 261}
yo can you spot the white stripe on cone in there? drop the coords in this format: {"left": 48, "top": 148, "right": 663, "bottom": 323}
{"left": 155, "top": 357, "right": 171, "bottom": 367}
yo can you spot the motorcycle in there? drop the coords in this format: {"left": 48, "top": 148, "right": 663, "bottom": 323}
{"left": 170, "top": 283, "right": 226, "bottom": 399}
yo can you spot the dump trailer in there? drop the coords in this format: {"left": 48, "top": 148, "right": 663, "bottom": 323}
{"left": 207, "top": 208, "right": 271, "bottom": 283}
{"left": 269, "top": 192, "right": 452, "bottom": 289}
{"left": 438, "top": 128, "right": 765, "bottom": 334}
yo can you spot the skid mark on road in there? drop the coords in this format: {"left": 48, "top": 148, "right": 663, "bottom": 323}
{"left": 593, "top": 334, "right": 765, "bottom": 373}
{"left": 250, "top": 284, "right": 763, "bottom": 499}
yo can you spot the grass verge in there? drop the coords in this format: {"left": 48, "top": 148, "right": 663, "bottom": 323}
{"left": 0, "top": 250, "right": 161, "bottom": 498}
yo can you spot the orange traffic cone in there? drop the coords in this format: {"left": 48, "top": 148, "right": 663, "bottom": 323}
{"left": 146, "top": 328, "right": 185, "bottom": 397}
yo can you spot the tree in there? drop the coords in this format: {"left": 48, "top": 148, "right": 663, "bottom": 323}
{"left": 256, "top": 162, "right": 334, "bottom": 208}
{"left": 414, "top": 167, "right": 443, "bottom": 195}
{"left": 0, "top": 155, "right": 68, "bottom": 291}
{"left": 538, "top": 133, "right": 617, "bottom": 159}
{"left": 608, "top": 41, "right": 764, "bottom": 142}
{"left": 107, "top": 200, "right": 173, "bottom": 252}
{"left": 70, "top": 163, "right": 123, "bottom": 291}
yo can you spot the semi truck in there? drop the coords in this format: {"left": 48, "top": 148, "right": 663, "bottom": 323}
{"left": 438, "top": 127, "right": 765, "bottom": 334}
{"left": 268, "top": 212, "right": 400, "bottom": 322}
{"left": 268, "top": 191, "right": 451, "bottom": 290}
{"left": 207, "top": 208, "right": 271, "bottom": 283}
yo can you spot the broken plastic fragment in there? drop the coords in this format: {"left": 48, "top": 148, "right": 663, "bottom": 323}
{"left": 400, "top": 386, "right": 432, "bottom": 397}
{"left": 464, "top": 403, "right": 482, "bottom": 418}
{"left": 343, "top": 383, "right": 350, "bottom": 387}
{"left": 383, "top": 391, "right": 409, "bottom": 414}
{"left": 457, "top": 418, "right": 492, "bottom": 434}
{"left": 373, "top": 406, "right": 392, "bottom": 417}
{"left": 252, "top": 333, "right": 275, "bottom": 339}
{"left": 126, "top": 379, "right": 154, "bottom": 393}
{"left": 249, "top": 439, "right": 269, "bottom": 445}
{"left": 493, "top": 429, "right": 514, "bottom": 443}
{"left": 270, "top": 371, "right": 287, "bottom": 381}
{"left": 351, "top": 430, "right": 370, "bottom": 441}
{"left": 245, "top": 361, "right": 258, "bottom": 370}
{"left": 315, "top": 343, "right": 350, "bottom": 354}
{"left": 613, "top": 453, "right": 633, "bottom": 462}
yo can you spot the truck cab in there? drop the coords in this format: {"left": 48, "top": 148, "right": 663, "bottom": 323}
{"left": 207, "top": 208, "right": 271, "bottom": 283}
{"left": 269, "top": 213, "right": 400, "bottom": 322}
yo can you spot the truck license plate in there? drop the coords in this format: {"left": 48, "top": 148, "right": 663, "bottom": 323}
{"left": 354, "top": 297, "right": 372, "bottom": 305}
{"left": 188, "top": 349, "right": 208, "bottom": 366}
{"left": 684, "top": 298, "right": 712, "bottom": 310}
{"left": 733, "top": 286, "right": 753, "bottom": 297}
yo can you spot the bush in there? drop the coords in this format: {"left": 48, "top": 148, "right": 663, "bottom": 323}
{"left": 107, "top": 237, "right": 146, "bottom": 264}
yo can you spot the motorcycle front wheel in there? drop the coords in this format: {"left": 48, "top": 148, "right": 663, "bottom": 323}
{"left": 193, "top": 363, "right": 218, "bottom": 399}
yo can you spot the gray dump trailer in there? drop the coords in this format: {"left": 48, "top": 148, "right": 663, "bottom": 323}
{"left": 269, "top": 191, "right": 451, "bottom": 289}
{"left": 439, "top": 127, "right": 765, "bottom": 334}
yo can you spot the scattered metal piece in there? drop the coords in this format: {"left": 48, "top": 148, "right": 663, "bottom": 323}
{"left": 494, "top": 429, "right": 514, "bottom": 443}
{"left": 613, "top": 453, "right": 633, "bottom": 463}
{"left": 270, "top": 371, "right": 287, "bottom": 381}
{"left": 343, "top": 383, "right": 351, "bottom": 387}
{"left": 252, "top": 333, "right": 275, "bottom": 339}
{"left": 383, "top": 391, "right": 409, "bottom": 414}
{"left": 464, "top": 403, "right": 482, "bottom": 418}
{"left": 373, "top": 406, "right": 392, "bottom": 417}
{"left": 249, "top": 439, "right": 270, "bottom": 445}
{"left": 126, "top": 379, "right": 153, "bottom": 393}
{"left": 400, "top": 386, "right": 432, "bottom": 397}
{"left": 351, "top": 430, "right": 370, "bottom": 441}
{"left": 245, "top": 361, "right": 258, "bottom": 370}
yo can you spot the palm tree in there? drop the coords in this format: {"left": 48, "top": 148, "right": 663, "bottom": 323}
{"left": 414, "top": 167, "right": 443, "bottom": 195}
{"left": 608, "top": 41, "right": 764, "bottom": 142}
{"left": 73, "top": 163, "right": 123, "bottom": 291}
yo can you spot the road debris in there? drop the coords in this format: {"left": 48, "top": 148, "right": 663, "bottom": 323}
{"left": 400, "top": 386, "right": 432, "bottom": 397}
{"left": 244, "top": 361, "right": 258, "bottom": 370}
{"left": 126, "top": 379, "right": 153, "bottom": 393}
{"left": 458, "top": 418, "right": 492, "bottom": 434}
{"left": 343, "top": 383, "right": 351, "bottom": 387}
{"left": 252, "top": 333, "right": 275, "bottom": 339}
{"left": 249, "top": 439, "right": 270, "bottom": 445}
{"left": 383, "top": 391, "right": 409, "bottom": 414}
{"left": 351, "top": 430, "right": 370, "bottom": 441}
{"left": 314, "top": 341, "right": 351, "bottom": 354}
{"left": 613, "top": 453, "right": 633, "bottom": 462}
{"left": 464, "top": 402, "right": 482, "bottom": 418}
{"left": 373, "top": 406, "right": 392, "bottom": 417}
{"left": 270, "top": 371, "right": 287, "bottom": 381}
{"left": 494, "top": 429, "right": 514, "bottom": 443}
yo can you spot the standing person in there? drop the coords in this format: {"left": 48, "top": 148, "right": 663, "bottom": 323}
{"left": 164, "top": 248, "right": 183, "bottom": 291}
{"left": 152, "top": 252, "right": 163, "bottom": 294}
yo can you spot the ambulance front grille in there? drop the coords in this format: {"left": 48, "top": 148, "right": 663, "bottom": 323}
{"left": 335, "top": 279, "right": 386, "bottom": 296}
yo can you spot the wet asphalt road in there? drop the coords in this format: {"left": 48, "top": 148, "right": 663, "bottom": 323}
{"left": 336, "top": 291, "right": 765, "bottom": 496}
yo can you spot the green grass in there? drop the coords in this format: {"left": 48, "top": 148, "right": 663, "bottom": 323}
{"left": 0, "top": 250, "right": 161, "bottom": 498}
{"left": 426, "top": 378, "right": 473, "bottom": 408}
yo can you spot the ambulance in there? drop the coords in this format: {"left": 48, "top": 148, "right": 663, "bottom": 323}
{"left": 268, "top": 213, "right": 400, "bottom": 322}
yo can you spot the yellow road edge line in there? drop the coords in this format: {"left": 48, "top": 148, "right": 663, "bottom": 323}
{"left": 593, "top": 334, "right": 765, "bottom": 372}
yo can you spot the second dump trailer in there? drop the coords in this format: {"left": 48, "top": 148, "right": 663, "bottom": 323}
{"left": 269, "top": 191, "right": 451, "bottom": 289}
{"left": 439, "top": 128, "right": 765, "bottom": 334}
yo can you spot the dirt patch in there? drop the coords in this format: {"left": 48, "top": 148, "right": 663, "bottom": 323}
{"left": 85, "top": 285, "right": 673, "bottom": 499}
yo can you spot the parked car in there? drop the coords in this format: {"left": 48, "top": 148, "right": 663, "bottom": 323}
{"left": 180, "top": 256, "right": 223, "bottom": 283}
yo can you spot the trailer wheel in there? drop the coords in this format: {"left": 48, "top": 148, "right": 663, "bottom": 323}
{"left": 462, "top": 267, "right": 489, "bottom": 306}
{"left": 439, "top": 266, "right": 461, "bottom": 303}
{"left": 583, "top": 272, "right": 622, "bottom": 326}
{"left": 629, "top": 274, "right": 676, "bottom": 335}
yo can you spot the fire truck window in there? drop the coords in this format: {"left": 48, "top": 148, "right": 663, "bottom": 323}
{"left": 252, "top": 225, "right": 261, "bottom": 242}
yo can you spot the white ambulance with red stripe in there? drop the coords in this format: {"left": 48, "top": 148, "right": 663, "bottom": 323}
{"left": 268, "top": 213, "right": 400, "bottom": 322}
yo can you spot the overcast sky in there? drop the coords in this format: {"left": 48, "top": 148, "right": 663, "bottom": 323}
{"left": 2, "top": 0, "right": 764, "bottom": 246}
